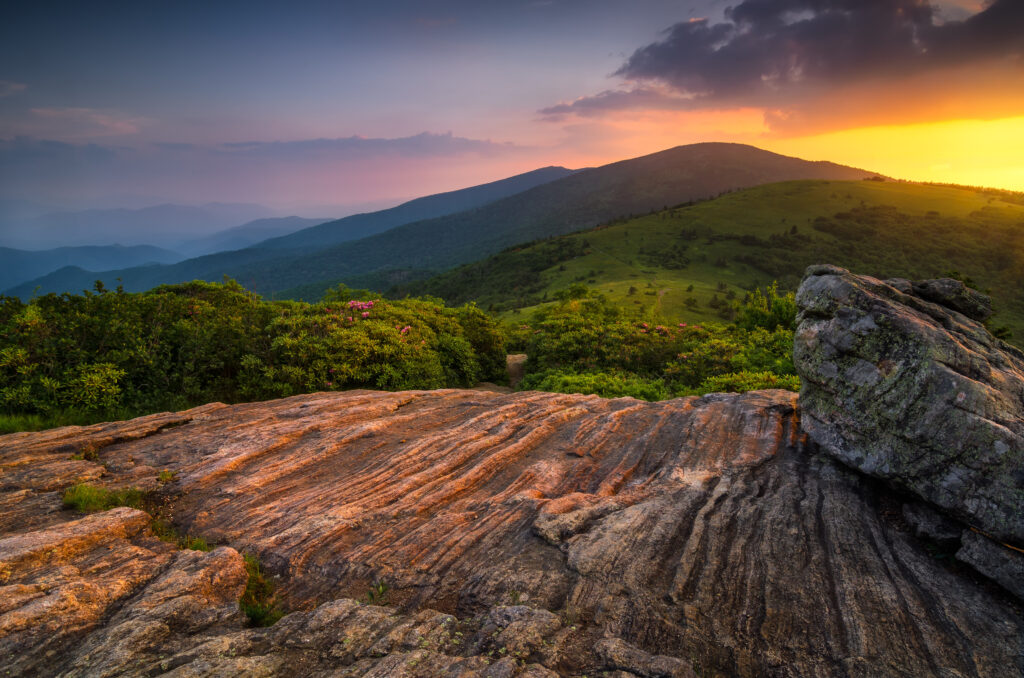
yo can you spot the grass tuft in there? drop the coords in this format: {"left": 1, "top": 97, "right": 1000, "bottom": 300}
{"left": 240, "top": 553, "right": 284, "bottom": 626}
{"left": 179, "top": 535, "right": 213, "bottom": 552}
{"left": 61, "top": 484, "right": 144, "bottom": 512}
{"left": 150, "top": 518, "right": 213, "bottom": 551}
{"left": 362, "top": 578, "right": 390, "bottom": 605}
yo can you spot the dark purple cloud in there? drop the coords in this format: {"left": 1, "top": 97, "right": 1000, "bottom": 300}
{"left": 544, "top": 0, "right": 1024, "bottom": 117}
{"left": 539, "top": 86, "right": 696, "bottom": 118}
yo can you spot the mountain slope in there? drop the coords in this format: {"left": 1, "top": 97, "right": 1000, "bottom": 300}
{"left": 256, "top": 165, "right": 577, "bottom": 251}
{"left": 399, "top": 179, "right": 1024, "bottom": 341}
{"left": 233, "top": 143, "right": 875, "bottom": 294}
{"left": 0, "top": 244, "right": 185, "bottom": 292}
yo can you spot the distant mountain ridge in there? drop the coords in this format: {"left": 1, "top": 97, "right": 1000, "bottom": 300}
{"left": 0, "top": 202, "right": 276, "bottom": 250}
{"left": 5, "top": 165, "right": 578, "bottom": 296}
{"left": 0, "top": 245, "right": 185, "bottom": 292}
{"left": 177, "top": 216, "right": 332, "bottom": 256}
{"left": 7, "top": 144, "right": 873, "bottom": 298}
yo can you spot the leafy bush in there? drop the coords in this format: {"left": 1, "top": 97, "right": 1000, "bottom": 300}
{"left": 0, "top": 280, "right": 505, "bottom": 425}
{"left": 519, "top": 369, "right": 670, "bottom": 401}
{"left": 681, "top": 370, "right": 802, "bottom": 396}
{"left": 62, "top": 363, "right": 125, "bottom": 413}
{"left": 515, "top": 288, "right": 798, "bottom": 401}
{"left": 734, "top": 283, "right": 797, "bottom": 331}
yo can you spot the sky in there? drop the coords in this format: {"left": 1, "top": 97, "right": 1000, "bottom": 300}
{"left": 1, "top": 0, "right": 1022, "bottom": 215}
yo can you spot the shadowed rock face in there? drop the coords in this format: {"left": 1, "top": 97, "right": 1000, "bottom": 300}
{"left": 794, "top": 265, "right": 1024, "bottom": 546}
{"left": 2, "top": 388, "right": 1021, "bottom": 677}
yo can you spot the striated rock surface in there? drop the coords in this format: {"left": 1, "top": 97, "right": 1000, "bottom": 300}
{"left": 2, "top": 388, "right": 1022, "bottom": 676}
{"left": 794, "top": 265, "right": 1024, "bottom": 547}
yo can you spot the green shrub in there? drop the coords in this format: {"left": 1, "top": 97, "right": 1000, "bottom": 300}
{"left": 0, "top": 280, "right": 505, "bottom": 429}
{"left": 519, "top": 369, "right": 670, "bottom": 401}
{"left": 734, "top": 283, "right": 797, "bottom": 331}
{"left": 517, "top": 289, "right": 798, "bottom": 400}
{"left": 681, "top": 370, "right": 801, "bottom": 396}
{"left": 61, "top": 363, "right": 125, "bottom": 413}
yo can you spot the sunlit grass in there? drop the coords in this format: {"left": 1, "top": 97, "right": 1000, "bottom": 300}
{"left": 61, "top": 484, "right": 145, "bottom": 512}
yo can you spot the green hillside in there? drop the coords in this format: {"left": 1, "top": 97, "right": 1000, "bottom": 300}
{"left": 399, "top": 179, "right": 1024, "bottom": 341}
{"left": 237, "top": 143, "right": 871, "bottom": 296}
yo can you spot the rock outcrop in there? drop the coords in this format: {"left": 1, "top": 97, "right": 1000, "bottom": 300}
{"left": 2, "top": 388, "right": 1021, "bottom": 677}
{"left": 795, "top": 265, "right": 1024, "bottom": 547}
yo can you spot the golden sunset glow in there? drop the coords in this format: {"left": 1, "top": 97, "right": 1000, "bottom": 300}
{"left": 763, "top": 117, "right": 1024, "bottom": 191}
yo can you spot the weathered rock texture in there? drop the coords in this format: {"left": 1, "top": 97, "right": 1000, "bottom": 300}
{"left": 794, "top": 265, "right": 1024, "bottom": 547}
{"left": 2, "top": 388, "right": 1021, "bottom": 677}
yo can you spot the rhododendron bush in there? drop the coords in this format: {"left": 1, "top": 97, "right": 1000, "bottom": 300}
{"left": 514, "top": 287, "right": 798, "bottom": 399}
{"left": 0, "top": 280, "right": 504, "bottom": 422}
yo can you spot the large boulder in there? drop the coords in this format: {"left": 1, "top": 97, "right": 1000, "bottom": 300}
{"left": 794, "top": 264, "right": 1024, "bottom": 546}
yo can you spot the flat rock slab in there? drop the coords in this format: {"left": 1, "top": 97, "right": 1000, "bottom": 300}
{"left": 2, "top": 389, "right": 1022, "bottom": 676}
{"left": 794, "top": 265, "right": 1024, "bottom": 547}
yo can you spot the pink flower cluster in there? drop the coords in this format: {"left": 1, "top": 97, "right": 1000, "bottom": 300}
{"left": 347, "top": 300, "right": 375, "bottom": 311}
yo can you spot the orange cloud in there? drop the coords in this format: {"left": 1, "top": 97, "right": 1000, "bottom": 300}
{"left": 762, "top": 57, "right": 1024, "bottom": 136}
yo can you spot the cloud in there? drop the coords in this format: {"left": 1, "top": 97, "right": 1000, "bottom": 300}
{"left": 539, "top": 85, "right": 697, "bottom": 120}
{"left": 152, "top": 142, "right": 199, "bottom": 151}
{"left": 0, "top": 81, "right": 27, "bottom": 97}
{"left": 30, "top": 106, "right": 149, "bottom": 137}
{"left": 219, "top": 132, "right": 526, "bottom": 159}
{"left": 0, "top": 136, "right": 120, "bottom": 165}
{"left": 544, "top": 0, "right": 1024, "bottom": 121}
